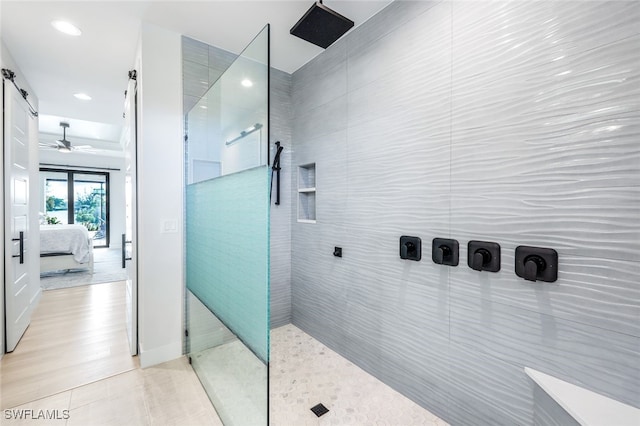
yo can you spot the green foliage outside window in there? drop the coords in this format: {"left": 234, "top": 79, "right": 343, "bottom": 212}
{"left": 45, "top": 195, "right": 67, "bottom": 211}
{"left": 74, "top": 190, "right": 105, "bottom": 229}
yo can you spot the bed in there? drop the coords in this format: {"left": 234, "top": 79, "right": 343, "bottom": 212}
{"left": 40, "top": 224, "right": 94, "bottom": 274}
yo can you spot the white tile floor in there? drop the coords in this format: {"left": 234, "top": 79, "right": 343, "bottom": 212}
{"left": 3, "top": 325, "right": 447, "bottom": 426}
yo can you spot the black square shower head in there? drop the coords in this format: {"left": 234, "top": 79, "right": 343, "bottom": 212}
{"left": 290, "top": 1, "right": 354, "bottom": 49}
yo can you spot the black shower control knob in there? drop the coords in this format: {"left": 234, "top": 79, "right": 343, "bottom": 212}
{"left": 434, "top": 245, "right": 450, "bottom": 264}
{"left": 399, "top": 236, "right": 421, "bottom": 261}
{"left": 467, "top": 241, "right": 500, "bottom": 272}
{"left": 523, "top": 255, "right": 546, "bottom": 282}
{"left": 472, "top": 249, "right": 491, "bottom": 271}
{"left": 434, "top": 247, "right": 443, "bottom": 264}
{"left": 515, "top": 246, "right": 557, "bottom": 283}
{"left": 432, "top": 238, "right": 459, "bottom": 266}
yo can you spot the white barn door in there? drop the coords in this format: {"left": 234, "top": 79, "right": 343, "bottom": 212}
{"left": 122, "top": 74, "right": 138, "bottom": 356}
{"left": 3, "top": 80, "right": 36, "bottom": 352}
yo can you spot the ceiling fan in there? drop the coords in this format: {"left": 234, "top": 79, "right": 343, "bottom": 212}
{"left": 39, "top": 122, "right": 95, "bottom": 153}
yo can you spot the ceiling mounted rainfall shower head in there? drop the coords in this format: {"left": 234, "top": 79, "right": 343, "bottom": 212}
{"left": 290, "top": 1, "right": 354, "bottom": 49}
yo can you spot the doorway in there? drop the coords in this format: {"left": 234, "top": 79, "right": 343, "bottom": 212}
{"left": 40, "top": 168, "right": 110, "bottom": 247}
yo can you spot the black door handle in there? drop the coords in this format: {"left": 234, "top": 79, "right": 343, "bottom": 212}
{"left": 11, "top": 231, "right": 24, "bottom": 264}
{"left": 121, "top": 233, "right": 132, "bottom": 268}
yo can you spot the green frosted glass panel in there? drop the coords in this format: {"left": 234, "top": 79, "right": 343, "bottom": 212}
{"left": 186, "top": 166, "right": 270, "bottom": 362}
{"left": 185, "top": 24, "right": 269, "bottom": 425}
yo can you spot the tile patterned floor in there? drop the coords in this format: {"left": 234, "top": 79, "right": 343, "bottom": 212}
{"left": 270, "top": 324, "right": 449, "bottom": 426}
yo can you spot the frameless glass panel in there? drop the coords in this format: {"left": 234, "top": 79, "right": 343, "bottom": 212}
{"left": 42, "top": 171, "right": 69, "bottom": 225}
{"left": 186, "top": 25, "right": 270, "bottom": 425}
{"left": 187, "top": 29, "right": 269, "bottom": 182}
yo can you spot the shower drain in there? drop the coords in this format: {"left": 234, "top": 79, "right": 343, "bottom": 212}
{"left": 310, "top": 403, "right": 329, "bottom": 417}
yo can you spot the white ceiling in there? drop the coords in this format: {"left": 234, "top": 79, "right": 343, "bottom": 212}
{"left": 1, "top": 0, "right": 391, "bottom": 156}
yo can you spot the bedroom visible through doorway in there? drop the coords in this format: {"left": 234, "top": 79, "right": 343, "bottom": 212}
{"left": 39, "top": 168, "right": 110, "bottom": 247}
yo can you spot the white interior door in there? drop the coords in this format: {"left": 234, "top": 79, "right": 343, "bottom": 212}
{"left": 122, "top": 76, "right": 138, "bottom": 356}
{"left": 4, "top": 81, "right": 34, "bottom": 352}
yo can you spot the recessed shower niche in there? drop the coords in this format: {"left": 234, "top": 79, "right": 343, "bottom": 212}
{"left": 298, "top": 163, "right": 316, "bottom": 222}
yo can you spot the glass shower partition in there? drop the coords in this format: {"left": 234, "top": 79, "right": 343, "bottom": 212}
{"left": 185, "top": 25, "right": 270, "bottom": 425}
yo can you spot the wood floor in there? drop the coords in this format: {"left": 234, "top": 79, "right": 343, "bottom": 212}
{"left": 0, "top": 281, "right": 138, "bottom": 409}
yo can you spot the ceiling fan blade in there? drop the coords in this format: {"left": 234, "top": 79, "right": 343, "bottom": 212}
{"left": 73, "top": 145, "right": 94, "bottom": 149}
{"left": 57, "top": 139, "right": 73, "bottom": 149}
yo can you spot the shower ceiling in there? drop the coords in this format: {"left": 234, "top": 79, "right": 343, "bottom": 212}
{"left": 1, "top": 1, "right": 391, "bottom": 146}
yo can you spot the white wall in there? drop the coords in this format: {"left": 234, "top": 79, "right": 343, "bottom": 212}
{"left": 38, "top": 150, "right": 126, "bottom": 249}
{"left": 136, "top": 22, "right": 183, "bottom": 368}
{"left": 1, "top": 40, "right": 41, "bottom": 356}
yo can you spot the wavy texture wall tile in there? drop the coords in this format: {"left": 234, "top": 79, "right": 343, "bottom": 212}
{"left": 289, "top": 1, "right": 640, "bottom": 424}
{"left": 450, "top": 252, "right": 640, "bottom": 336}
{"left": 447, "top": 341, "right": 535, "bottom": 425}
{"left": 270, "top": 68, "right": 293, "bottom": 328}
{"left": 450, "top": 297, "right": 639, "bottom": 407}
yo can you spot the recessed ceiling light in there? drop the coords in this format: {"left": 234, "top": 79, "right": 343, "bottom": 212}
{"left": 241, "top": 79, "right": 253, "bottom": 88}
{"left": 199, "top": 105, "right": 208, "bottom": 109}
{"left": 51, "top": 20, "right": 82, "bottom": 36}
{"left": 74, "top": 93, "right": 91, "bottom": 101}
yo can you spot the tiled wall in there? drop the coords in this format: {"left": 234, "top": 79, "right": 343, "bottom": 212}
{"left": 182, "top": 37, "right": 237, "bottom": 113}
{"left": 290, "top": 1, "right": 640, "bottom": 424}
{"left": 269, "top": 68, "right": 294, "bottom": 328}
{"left": 182, "top": 36, "right": 293, "bottom": 330}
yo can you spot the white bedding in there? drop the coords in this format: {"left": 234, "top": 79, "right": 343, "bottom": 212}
{"left": 40, "top": 224, "right": 92, "bottom": 263}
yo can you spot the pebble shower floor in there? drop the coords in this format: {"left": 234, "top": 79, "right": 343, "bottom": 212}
{"left": 269, "top": 324, "right": 448, "bottom": 425}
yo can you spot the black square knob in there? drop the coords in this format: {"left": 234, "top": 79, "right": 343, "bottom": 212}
{"left": 400, "top": 236, "right": 421, "bottom": 261}
{"left": 515, "top": 246, "right": 558, "bottom": 282}
{"left": 432, "top": 238, "right": 459, "bottom": 266}
{"left": 467, "top": 241, "right": 500, "bottom": 272}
